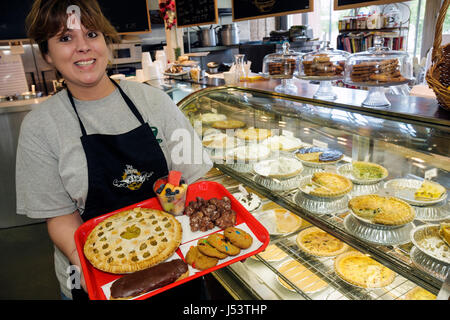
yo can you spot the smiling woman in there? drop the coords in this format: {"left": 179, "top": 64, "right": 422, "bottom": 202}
{"left": 17, "top": 0, "right": 212, "bottom": 301}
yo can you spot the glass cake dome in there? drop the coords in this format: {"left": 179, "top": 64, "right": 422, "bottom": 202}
{"left": 344, "top": 36, "right": 413, "bottom": 108}
{"left": 298, "top": 41, "right": 350, "bottom": 100}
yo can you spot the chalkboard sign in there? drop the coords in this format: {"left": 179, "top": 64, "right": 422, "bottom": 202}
{"left": 232, "top": 0, "right": 313, "bottom": 22}
{"left": 175, "top": 0, "right": 218, "bottom": 28}
{"left": 334, "top": 0, "right": 409, "bottom": 11}
{"left": 98, "top": 0, "right": 151, "bottom": 34}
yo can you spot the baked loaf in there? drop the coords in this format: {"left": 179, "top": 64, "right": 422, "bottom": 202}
{"left": 110, "top": 259, "right": 189, "bottom": 300}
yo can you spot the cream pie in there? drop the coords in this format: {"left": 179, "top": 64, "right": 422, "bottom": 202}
{"left": 199, "top": 113, "right": 227, "bottom": 124}
{"left": 232, "top": 192, "right": 262, "bottom": 212}
{"left": 262, "top": 135, "right": 303, "bottom": 152}
{"left": 227, "top": 144, "right": 271, "bottom": 162}
{"left": 253, "top": 157, "right": 303, "bottom": 179}
{"left": 202, "top": 133, "right": 240, "bottom": 150}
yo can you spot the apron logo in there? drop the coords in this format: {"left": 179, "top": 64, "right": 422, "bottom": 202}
{"left": 113, "top": 165, "right": 153, "bottom": 191}
{"left": 151, "top": 126, "right": 163, "bottom": 144}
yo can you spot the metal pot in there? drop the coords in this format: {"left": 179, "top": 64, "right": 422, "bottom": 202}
{"left": 197, "top": 27, "right": 218, "bottom": 47}
{"left": 219, "top": 24, "right": 240, "bottom": 46}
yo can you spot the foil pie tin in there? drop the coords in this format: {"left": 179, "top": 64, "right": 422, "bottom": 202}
{"left": 410, "top": 225, "right": 450, "bottom": 265}
{"left": 337, "top": 163, "right": 388, "bottom": 185}
{"left": 413, "top": 201, "right": 450, "bottom": 222}
{"left": 293, "top": 189, "right": 349, "bottom": 215}
{"left": 254, "top": 173, "right": 304, "bottom": 192}
{"left": 384, "top": 178, "right": 447, "bottom": 207}
{"left": 343, "top": 214, "right": 414, "bottom": 246}
{"left": 410, "top": 246, "right": 449, "bottom": 282}
{"left": 348, "top": 182, "right": 383, "bottom": 198}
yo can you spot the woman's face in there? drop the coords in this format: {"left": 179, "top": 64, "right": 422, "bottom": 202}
{"left": 46, "top": 25, "right": 110, "bottom": 90}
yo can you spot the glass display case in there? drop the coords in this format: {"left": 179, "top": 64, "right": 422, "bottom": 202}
{"left": 178, "top": 85, "right": 449, "bottom": 300}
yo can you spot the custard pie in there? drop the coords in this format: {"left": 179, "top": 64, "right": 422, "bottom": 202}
{"left": 334, "top": 251, "right": 395, "bottom": 288}
{"left": 348, "top": 194, "right": 415, "bottom": 226}
{"left": 296, "top": 227, "right": 348, "bottom": 257}
{"left": 304, "top": 172, "right": 353, "bottom": 198}
{"left": 83, "top": 208, "right": 182, "bottom": 274}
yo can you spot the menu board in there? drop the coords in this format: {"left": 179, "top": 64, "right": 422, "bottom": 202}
{"left": 232, "top": 0, "right": 313, "bottom": 22}
{"left": 334, "top": 0, "right": 409, "bottom": 10}
{"left": 175, "top": 0, "right": 218, "bottom": 28}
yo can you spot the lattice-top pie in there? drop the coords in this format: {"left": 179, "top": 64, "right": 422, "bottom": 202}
{"left": 296, "top": 227, "right": 348, "bottom": 257}
{"left": 348, "top": 194, "right": 415, "bottom": 226}
{"left": 334, "top": 251, "right": 395, "bottom": 288}
{"left": 83, "top": 208, "right": 182, "bottom": 274}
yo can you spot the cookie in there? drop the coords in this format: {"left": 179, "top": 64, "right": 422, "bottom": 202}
{"left": 185, "top": 245, "right": 218, "bottom": 270}
{"left": 207, "top": 233, "right": 241, "bottom": 256}
{"left": 224, "top": 227, "right": 253, "bottom": 249}
{"left": 197, "top": 238, "right": 227, "bottom": 259}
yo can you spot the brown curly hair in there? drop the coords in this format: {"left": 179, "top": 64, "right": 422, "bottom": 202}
{"left": 26, "top": 0, "right": 121, "bottom": 58}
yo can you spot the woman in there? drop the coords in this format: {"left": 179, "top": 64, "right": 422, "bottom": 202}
{"left": 17, "top": 0, "right": 212, "bottom": 300}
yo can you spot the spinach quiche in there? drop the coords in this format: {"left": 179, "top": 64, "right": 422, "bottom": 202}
{"left": 83, "top": 207, "right": 182, "bottom": 274}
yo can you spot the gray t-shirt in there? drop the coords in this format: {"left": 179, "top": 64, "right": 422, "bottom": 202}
{"left": 16, "top": 80, "right": 212, "bottom": 298}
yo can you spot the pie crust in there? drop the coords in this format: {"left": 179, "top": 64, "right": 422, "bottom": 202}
{"left": 296, "top": 226, "right": 348, "bottom": 257}
{"left": 414, "top": 180, "right": 446, "bottom": 201}
{"left": 306, "top": 172, "right": 353, "bottom": 198}
{"left": 348, "top": 194, "right": 415, "bottom": 226}
{"left": 83, "top": 207, "right": 182, "bottom": 274}
{"left": 334, "top": 251, "right": 395, "bottom": 288}
{"left": 212, "top": 120, "right": 246, "bottom": 129}
{"left": 235, "top": 128, "right": 272, "bottom": 141}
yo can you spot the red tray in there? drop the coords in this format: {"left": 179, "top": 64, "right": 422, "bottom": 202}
{"left": 74, "top": 181, "right": 270, "bottom": 300}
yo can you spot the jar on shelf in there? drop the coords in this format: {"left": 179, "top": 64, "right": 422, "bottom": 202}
{"left": 344, "top": 36, "right": 413, "bottom": 108}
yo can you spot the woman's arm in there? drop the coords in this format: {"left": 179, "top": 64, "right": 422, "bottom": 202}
{"left": 46, "top": 210, "right": 86, "bottom": 291}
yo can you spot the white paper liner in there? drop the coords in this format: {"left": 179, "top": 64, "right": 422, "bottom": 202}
{"left": 101, "top": 221, "right": 263, "bottom": 300}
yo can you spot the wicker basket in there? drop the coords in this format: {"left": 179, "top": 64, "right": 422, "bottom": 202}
{"left": 426, "top": 0, "right": 450, "bottom": 111}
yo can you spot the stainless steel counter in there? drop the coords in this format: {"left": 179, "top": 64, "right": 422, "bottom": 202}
{"left": 0, "top": 97, "right": 49, "bottom": 228}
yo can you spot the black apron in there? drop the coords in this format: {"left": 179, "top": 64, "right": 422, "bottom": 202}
{"left": 67, "top": 79, "right": 207, "bottom": 301}
{"left": 67, "top": 78, "right": 169, "bottom": 223}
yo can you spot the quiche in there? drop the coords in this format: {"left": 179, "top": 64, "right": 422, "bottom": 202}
{"left": 277, "top": 260, "right": 328, "bottom": 293}
{"left": 348, "top": 194, "right": 415, "bottom": 226}
{"left": 334, "top": 251, "right": 395, "bottom": 288}
{"left": 306, "top": 172, "right": 353, "bottom": 198}
{"left": 405, "top": 287, "right": 436, "bottom": 300}
{"left": 414, "top": 180, "right": 446, "bottom": 201}
{"left": 83, "top": 208, "right": 182, "bottom": 274}
{"left": 235, "top": 128, "right": 272, "bottom": 141}
{"left": 351, "top": 161, "right": 388, "bottom": 181}
{"left": 296, "top": 227, "right": 348, "bottom": 257}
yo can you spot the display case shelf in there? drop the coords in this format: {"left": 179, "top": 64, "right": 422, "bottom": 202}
{"left": 178, "top": 85, "right": 449, "bottom": 299}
